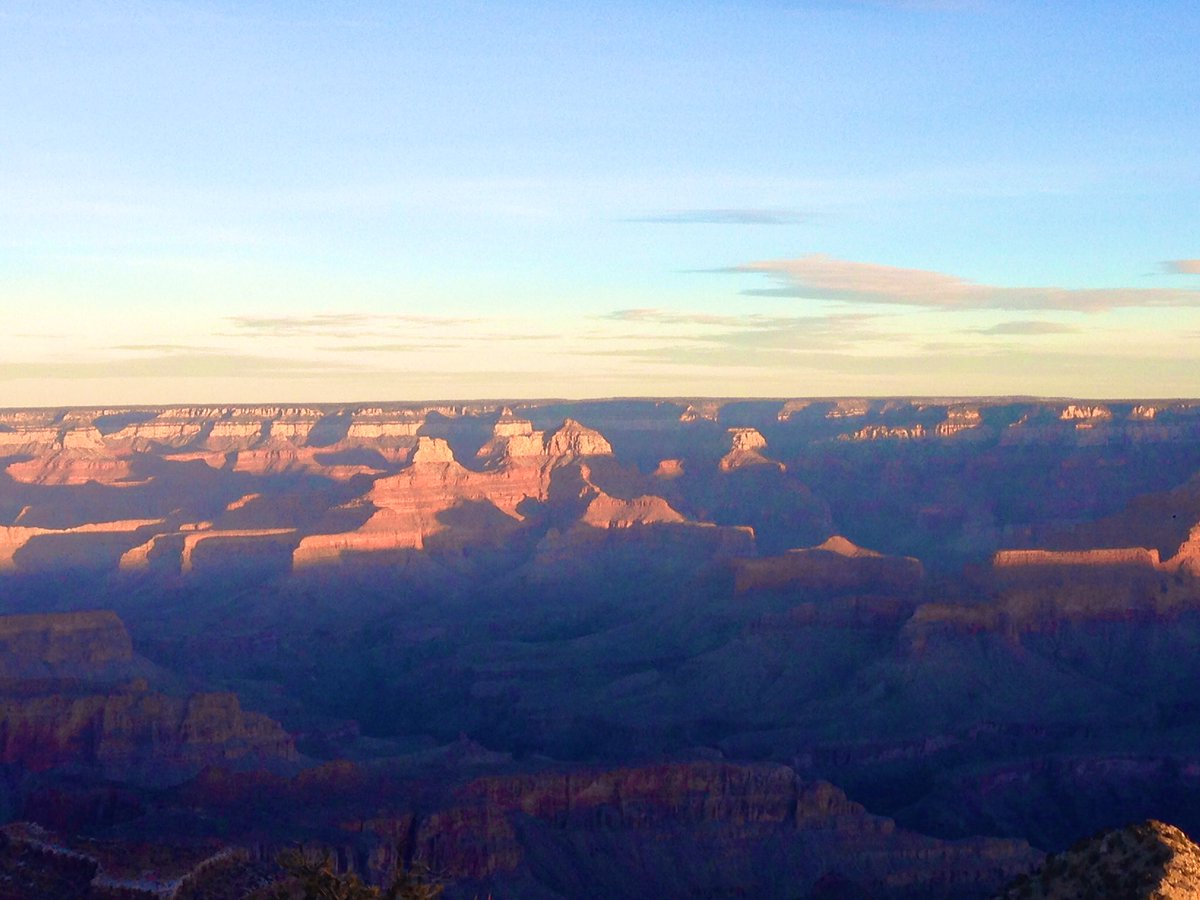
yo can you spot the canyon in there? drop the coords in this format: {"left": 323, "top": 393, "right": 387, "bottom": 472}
{"left": 3, "top": 397, "right": 1200, "bottom": 896}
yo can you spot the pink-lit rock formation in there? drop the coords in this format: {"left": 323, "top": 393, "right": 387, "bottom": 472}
{"left": 1059, "top": 403, "right": 1112, "bottom": 421}
{"left": 935, "top": 406, "right": 982, "bottom": 437}
{"left": 653, "top": 458, "right": 685, "bottom": 479}
{"left": 719, "top": 427, "right": 782, "bottom": 471}
{"left": 843, "top": 423, "right": 926, "bottom": 441}
{"left": 5, "top": 450, "right": 139, "bottom": 486}
{"left": 293, "top": 420, "right": 614, "bottom": 566}
{"left": 734, "top": 536, "right": 924, "bottom": 594}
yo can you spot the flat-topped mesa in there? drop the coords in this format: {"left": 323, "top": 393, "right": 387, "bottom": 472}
{"left": 992, "top": 547, "right": 1161, "bottom": 569}
{"left": 492, "top": 409, "right": 534, "bottom": 438}
{"left": 733, "top": 535, "right": 924, "bottom": 594}
{"left": 178, "top": 528, "right": 297, "bottom": 574}
{"left": 546, "top": 419, "right": 613, "bottom": 457}
{"left": 654, "top": 458, "right": 685, "bottom": 479}
{"left": 580, "top": 492, "right": 688, "bottom": 529}
{"left": 720, "top": 427, "right": 783, "bottom": 471}
{"left": 908, "top": 544, "right": 1196, "bottom": 643}
{"left": 0, "top": 520, "right": 163, "bottom": 571}
{"left": 476, "top": 413, "right": 541, "bottom": 461}
{"left": 842, "top": 423, "right": 926, "bottom": 441}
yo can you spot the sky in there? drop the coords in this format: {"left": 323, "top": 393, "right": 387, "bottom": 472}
{"left": 3, "top": 0, "right": 1199, "bottom": 405}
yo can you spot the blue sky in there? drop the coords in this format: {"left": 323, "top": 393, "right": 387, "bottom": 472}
{"left": 3, "top": 0, "right": 1199, "bottom": 404}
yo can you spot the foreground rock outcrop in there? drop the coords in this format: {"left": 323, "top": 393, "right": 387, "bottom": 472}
{"left": 997, "top": 820, "right": 1200, "bottom": 899}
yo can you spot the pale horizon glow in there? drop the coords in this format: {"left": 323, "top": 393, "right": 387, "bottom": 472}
{"left": 3, "top": 1, "right": 1199, "bottom": 405}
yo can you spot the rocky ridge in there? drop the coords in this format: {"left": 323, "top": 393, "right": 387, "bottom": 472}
{"left": 998, "top": 820, "right": 1200, "bottom": 899}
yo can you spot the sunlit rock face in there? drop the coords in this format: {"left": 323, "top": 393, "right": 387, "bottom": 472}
{"left": 292, "top": 419, "right": 619, "bottom": 566}
{"left": 733, "top": 536, "right": 924, "bottom": 595}
{"left": 0, "top": 396, "right": 1197, "bottom": 580}
{"left": 719, "top": 427, "right": 783, "bottom": 471}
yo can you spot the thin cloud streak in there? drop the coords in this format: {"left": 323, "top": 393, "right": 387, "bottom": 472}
{"left": 1165, "top": 259, "right": 1200, "bottom": 275}
{"left": 0, "top": 352, "right": 356, "bottom": 381}
{"left": 972, "top": 321, "right": 1081, "bottom": 335}
{"left": 732, "top": 255, "right": 1200, "bottom": 311}
{"left": 602, "top": 308, "right": 877, "bottom": 330}
{"left": 624, "top": 208, "right": 811, "bottom": 226}
{"left": 224, "top": 313, "right": 480, "bottom": 338}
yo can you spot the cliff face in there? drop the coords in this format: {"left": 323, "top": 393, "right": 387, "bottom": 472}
{"left": 0, "top": 611, "right": 294, "bottom": 785}
{"left": 348, "top": 762, "right": 1039, "bottom": 898}
{"left": 0, "top": 686, "right": 294, "bottom": 779}
{"left": 0, "top": 610, "right": 132, "bottom": 677}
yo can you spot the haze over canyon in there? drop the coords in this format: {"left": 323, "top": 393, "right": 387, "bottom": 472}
{"left": 3, "top": 397, "right": 1200, "bottom": 897}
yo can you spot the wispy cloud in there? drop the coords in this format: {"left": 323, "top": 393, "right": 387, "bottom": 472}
{"left": 579, "top": 344, "right": 832, "bottom": 369}
{"left": 603, "top": 308, "right": 840, "bottom": 328}
{"left": 731, "top": 255, "right": 1200, "bottom": 311}
{"left": 224, "top": 313, "right": 479, "bottom": 338}
{"left": 624, "top": 208, "right": 810, "bottom": 226}
{"left": 113, "top": 342, "right": 220, "bottom": 352}
{"left": 321, "top": 342, "right": 463, "bottom": 353}
{"left": 594, "top": 308, "right": 888, "bottom": 367}
{"left": 1165, "top": 259, "right": 1200, "bottom": 275}
{"left": 972, "top": 321, "right": 1081, "bottom": 336}
{"left": 0, "top": 352, "right": 354, "bottom": 381}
